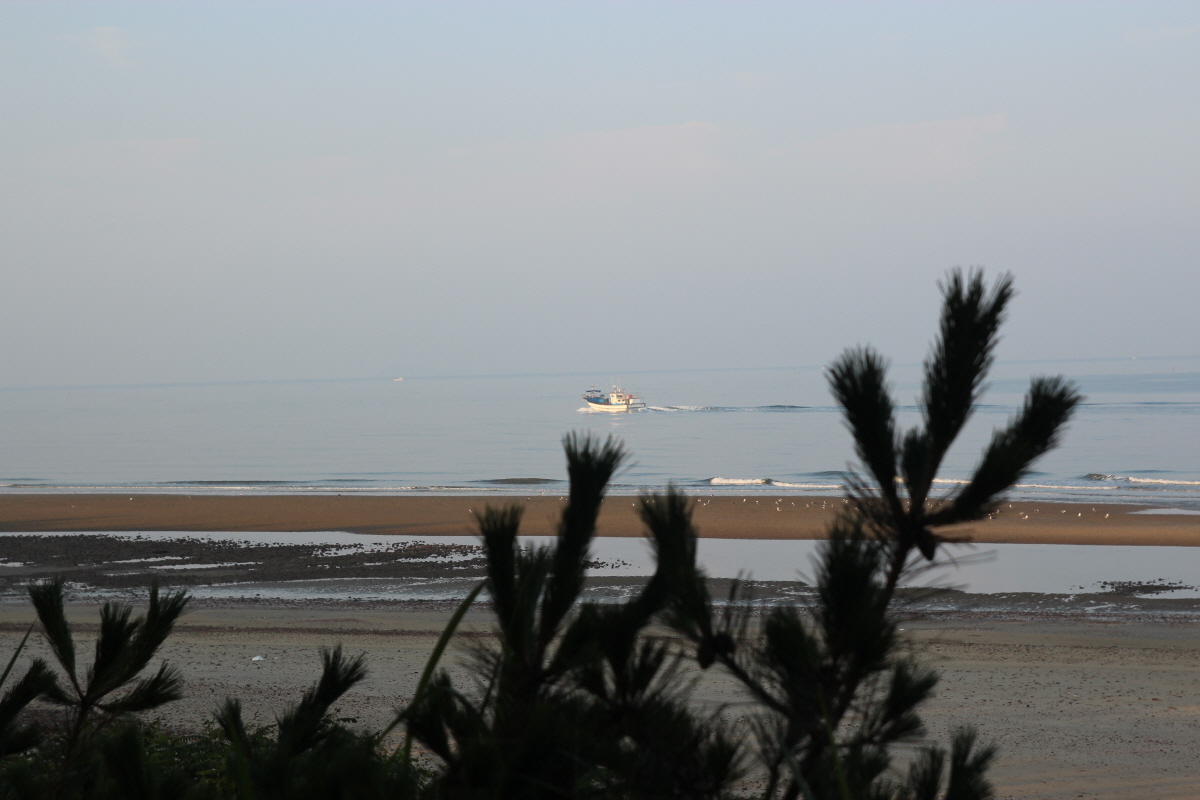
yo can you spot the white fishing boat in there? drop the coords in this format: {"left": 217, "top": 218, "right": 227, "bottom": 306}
{"left": 583, "top": 385, "right": 646, "bottom": 413}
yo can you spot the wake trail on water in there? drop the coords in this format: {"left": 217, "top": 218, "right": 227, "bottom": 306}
{"left": 577, "top": 404, "right": 814, "bottom": 414}
{"left": 645, "top": 405, "right": 811, "bottom": 413}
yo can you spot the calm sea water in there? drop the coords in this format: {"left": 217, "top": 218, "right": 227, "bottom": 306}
{"left": 3, "top": 358, "right": 1199, "bottom": 509}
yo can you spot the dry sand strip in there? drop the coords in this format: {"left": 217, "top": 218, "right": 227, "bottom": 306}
{"left": 1, "top": 606, "right": 1198, "bottom": 800}
{"left": 2, "top": 494, "right": 1199, "bottom": 546}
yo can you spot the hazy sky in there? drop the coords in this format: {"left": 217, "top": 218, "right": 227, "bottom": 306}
{"left": 3, "top": 2, "right": 1198, "bottom": 387}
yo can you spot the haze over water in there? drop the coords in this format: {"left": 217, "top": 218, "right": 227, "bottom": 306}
{"left": 5, "top": 356, "right": 1199, "bottom": 509}
{"left": 4, "top": 2, "right": 1198, "bottom": 526}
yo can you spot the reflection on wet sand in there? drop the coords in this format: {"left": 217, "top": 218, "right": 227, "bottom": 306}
{"left": 4, "top": 530, "right": 1200, "bottom": 615}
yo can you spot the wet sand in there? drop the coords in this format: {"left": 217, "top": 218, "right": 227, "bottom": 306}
{"left": 2, "top": 493, "right": 1199, "bottom": 546}
{"left": 1, "top": 605, "right": 1197, "bottom": 800}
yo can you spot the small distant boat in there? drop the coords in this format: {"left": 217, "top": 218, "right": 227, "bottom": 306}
{"left": 583, "top": 385, "right": 646, "bottom": 413}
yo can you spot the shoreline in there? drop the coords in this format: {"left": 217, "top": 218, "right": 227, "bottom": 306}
{"left": 2, "top": 493, "right": 1200, "bottom": 546}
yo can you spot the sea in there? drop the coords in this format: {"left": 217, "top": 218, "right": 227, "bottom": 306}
{"left": 3, "top": 356, "right": 1200, "bottom": 510}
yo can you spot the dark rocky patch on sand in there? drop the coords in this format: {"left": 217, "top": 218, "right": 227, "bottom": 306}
{"left": 0, "top": 534, "right": 486, "bottom": 594}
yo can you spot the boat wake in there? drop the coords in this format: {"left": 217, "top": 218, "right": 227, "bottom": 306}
{"left": 646, "top": 405, "right": 809, "bottom": 413}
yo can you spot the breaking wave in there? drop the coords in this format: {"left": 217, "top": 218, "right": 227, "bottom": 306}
{"left": 1084, "top": 474, "right": 1200, "bottom": 487}
{"left": 164, "top": 480, "right": 297, "bottom": 486}
{"left": 706, "top": 477, "right": 842, "bottom": 489}
{"left": 934, "top": 477, "right": 1117, "bottom": 491}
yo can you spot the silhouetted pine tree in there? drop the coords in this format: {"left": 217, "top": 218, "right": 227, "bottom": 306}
{"left": 664, "top": 269, "right": 1080, "bottom": 799}
{"left": 827, "top": 269, "right": 1081, "bottom": 590}
{"left": 0, "top": 624, "right": 55, "bottom": 760}
{"left": 401, "top": 434, "right": 743, "bottom": 800}
{"left": 8, "top": 579, "right": 189, "bottom": 800}
{"left": 214, "top": 645, "right": 420, "bottom": 800}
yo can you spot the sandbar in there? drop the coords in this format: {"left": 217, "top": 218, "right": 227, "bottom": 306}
{"left": 1, "top": 493, "right": 1199, "bottom": 546}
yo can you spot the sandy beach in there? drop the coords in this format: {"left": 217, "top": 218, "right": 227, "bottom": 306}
{"left": 0, "top": 605, "right": 1197, "bottom": 800}
{"left": 2, "top": 493, "right": 1199, "bottom": 546}
{"left": 3, "top": 493, "right": 1200, "bottom": 797}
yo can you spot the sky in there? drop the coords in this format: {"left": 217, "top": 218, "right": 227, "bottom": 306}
{"left": 2, "top": 1, "right": 1198, "bottom": 388}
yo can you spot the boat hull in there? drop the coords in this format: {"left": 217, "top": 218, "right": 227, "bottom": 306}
{"left": 585, "top": 400, "right": 644, "bottom": 413}
{"left": 583, "top": 385, "right": 646, "bottom": 412}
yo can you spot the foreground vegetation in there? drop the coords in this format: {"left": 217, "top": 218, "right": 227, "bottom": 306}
{"left": 0, "top": 271, "right": 1078, "bottom": 799}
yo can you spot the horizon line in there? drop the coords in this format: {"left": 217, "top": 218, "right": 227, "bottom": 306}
{"left": 2, "top": 354, "right": 1200, "bottom": 392}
